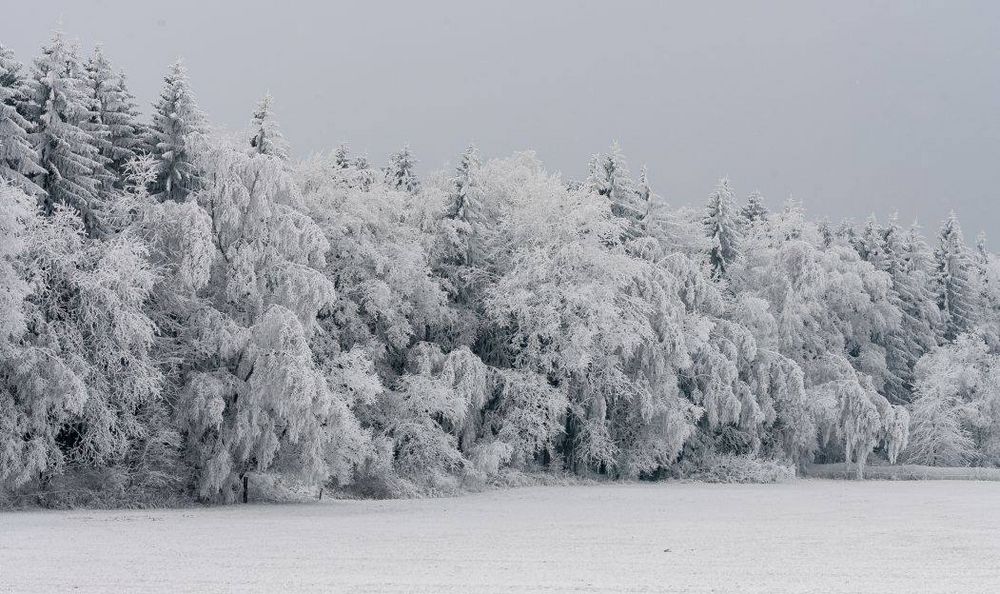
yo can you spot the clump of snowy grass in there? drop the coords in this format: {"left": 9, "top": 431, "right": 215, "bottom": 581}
{"left": 679, "top": 454, "right": 795, "bottom": 483}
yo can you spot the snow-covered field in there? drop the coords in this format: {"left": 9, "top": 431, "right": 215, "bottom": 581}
{"left": 2, "top": 480, "right": 998, "bottom": 593}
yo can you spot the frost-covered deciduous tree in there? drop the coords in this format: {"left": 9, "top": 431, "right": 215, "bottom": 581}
{"left": 480, "top": 153, "right": 698, "bottom": 477}
{"left": 149, "top": 60, "right": 207, "bottom": 202}
{"left": 155, "top": 139, "right": 365, "bottom": 501}
{"left": 0, "top": 45, "right": 44, "bottom": 195}
{"left": 0, "top": 183, "right": 83, "bottom": 490}
{"left": 1, "top": 172, "right": 166, "bottom": 494}
{"left": 906, "top": 334, "right": 1000, "bottom": 466}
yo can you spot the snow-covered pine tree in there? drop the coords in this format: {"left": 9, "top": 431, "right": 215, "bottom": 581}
{"left": 149, "top": 60, "right": 207, "bottom": 201}
{"left": 385, "top": 145, "right": 420, "bottom": 193}
{"left": 84, "top": 46, "right": 145, "bottom": 184}
{"left": 248, "top": 92, "right": 289, "bottom": 160}
{"left": 973, "top": 232, "right": 999, "bottom": 321}
{"left": 0, "top": 45, "right": 44, "bottom": 195}
{"left": 878, "top": 217, "right": 942, "bottom": 402}
{"left": 703, "top": 177, "right": 742, "bottom": 279}
{"left": 902, "top": 221, "right": 944, "bottom": 340}
{"left": 741, "top": 190, "right": 768, "bottom": 225}
{"left": 333, "top": 143, "right": 351, "bottom": 168}
{"left": 636, "top": 165, "right": 652, "bottom": 223}
{"left": 353, "top": 154, "right": 377, "bottom": 191}
{"left": 445, "top": 144, "right": 480, "bottom": 221}
{"left": 25, "top": 30, "right": 105, "bottom": 234}
{"left": 934, "top": 212, "right": 976, "bottom": 341}
{"left": 853, "top": 216, "right": 907, "bottom": 401}
{"left": 586, "top": 141, "right": 642, "bottom": 221}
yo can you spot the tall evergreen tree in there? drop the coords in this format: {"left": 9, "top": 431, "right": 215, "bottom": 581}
{"left": 703, "top": 177, "right": 742, "bottom": 279}
{"left": 248, "top": 92, "right": 288, "bottom": 160}
{"left": 333, "top": 143, "right": 351, "bottom": 169}
{"left": 446, "top": 144, "right": 480, "bottom": 221}
{"left": 385, "top": 144, "right": 420, "bottom": 193}
{"left": 856, "top": 215, "right": 888, "bottom": 269}
{"left": 973, "top": 232, "right": 999, "bottom": 318}
{"left": 741, "top": 190, "right": 768, "bottom": 225}
{"left": 879, "top": 216, "right": 940, "bottom": 402}
{"left": 149, "top": 60, "right": 206, "bottom": 201}
{"left": 934, "top": 212, "right": 976, "bottom": 341}
{"left": 586, "top": 141, "right": 642, "bottom": 220}
{"left": 636, "top": 165, "right": 652, "bottom": 222}
{"left": 0, "top": 45, "right": 44, "bottom": 195}
{"left": 26, "top": 30, "right": 105, "bottom": 234}
{"left": 84, "top": 46, "right": 144, "bottom": 184}
{"left": 353, "top": 153, "right": 376, "bottom": 191}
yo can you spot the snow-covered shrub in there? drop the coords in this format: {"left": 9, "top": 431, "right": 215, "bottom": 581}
{"left": 679, "top": 453, "right": 795, "bottom": 484}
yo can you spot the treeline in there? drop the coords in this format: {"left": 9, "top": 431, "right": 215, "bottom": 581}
{"left": 2, "top": 32, "right": 999, "bottom": 506}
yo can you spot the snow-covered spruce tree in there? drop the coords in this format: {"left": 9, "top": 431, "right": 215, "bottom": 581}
{"left": 586, "top": 141, "right": 644, "bottom": 222}
{"left": 352, "top": 154, "right": 377, "bottom": 191}
{"left": 877, "top": 217, "right": 942, "bottom": 403}
{"left": 852, "top": 216, "right": 909, "bottom": 403}
{"left": 434, "top": 144, "right": 491, "bottom": 316}
{"left": 163, "top": 138, "right": 364, "bottom": 502}
{"left": 933, "top": 212, "right": 977, "bottom": 341}
{"left": 384, "top": 145, "right": 420, "bottom": 193}
{"left": 149, "top": 60, "right": 207, "bottom": 202}
{"left": 83, "top": 46, "right": 145, "bottom": 185}
{"left": 703, "top": 177, "right": 742, "bottom": 279}
{"left": 0, "top": 45, "right": 44, "bottom": 195}
{"left": 902, "top": 222, "right": 945, "bottom": 339}
{"left": 741, "top": 190, "right": 768, "bottom": 226}
{"left": 25, "top": 30, "right": 106, "bottom": 234}
{"left": 445, "top": 144, "right": 480, "bottom": 221}
{"left": 248, "top": 92, "right": 289, "bottom": 160}
{"left": 972, "top": 233, "right": 1000, "bottom": 342}
{"left": 636, "top": 165, "right": 652, "bottom": 223}
{"left": 332, "top": 143, "right": 351, "bottom": 169}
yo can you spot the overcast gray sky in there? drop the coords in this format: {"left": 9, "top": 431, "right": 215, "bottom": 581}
{"left": 4, "top": 1, "right": 999, "bottom": 240}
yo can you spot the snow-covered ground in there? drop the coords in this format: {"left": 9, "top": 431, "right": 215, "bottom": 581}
{"left": 2, "top": 480, "right": 999, "bottom": 593}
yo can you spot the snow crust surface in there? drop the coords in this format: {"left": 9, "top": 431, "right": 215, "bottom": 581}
{"left": 2, "top": 480, "right": 999, "bottom": 592}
